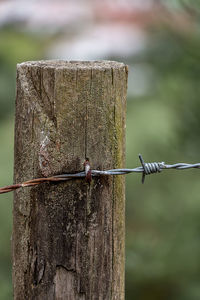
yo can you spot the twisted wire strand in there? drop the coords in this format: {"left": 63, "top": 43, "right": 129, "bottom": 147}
{"left": 0, "top": 154, "right": 200, "bottom": 194}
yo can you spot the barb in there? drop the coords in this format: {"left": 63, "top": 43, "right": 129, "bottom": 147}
{"left": 0, "top": 154, "right": 200, "bottom": 194}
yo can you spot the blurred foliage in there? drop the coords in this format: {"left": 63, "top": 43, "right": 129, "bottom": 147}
{"left": 161, "top": 0, "right": 200, "bottom": 15}
{"left": 125, "top": 2, "right": 200, "bottom": 300}
{"left": 0, "top": 29, "right": 45, "bottom": 120}
{"left": 0, "top": 118, "right": 13, "bottom": 300}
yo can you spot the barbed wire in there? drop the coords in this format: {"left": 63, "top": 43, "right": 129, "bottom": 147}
{"left": 0, "top": 154, "right": 200, "bottom": 195}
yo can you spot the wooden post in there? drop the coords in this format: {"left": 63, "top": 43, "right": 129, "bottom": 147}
{"left": 13, "top": 60, "right": 128, "bottom": 300}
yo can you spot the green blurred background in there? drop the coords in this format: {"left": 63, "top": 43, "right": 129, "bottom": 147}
{"left": 0, "top": 0, "right": 200, "bottom": 299}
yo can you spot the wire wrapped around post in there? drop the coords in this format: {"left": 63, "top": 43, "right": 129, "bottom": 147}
{"left": 1, "top": 154, "right": 200, "bottom": 195}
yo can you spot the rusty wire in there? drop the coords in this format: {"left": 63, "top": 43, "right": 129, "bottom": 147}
{"left": 0, "top": 154, "right": 200, "bottom": 195}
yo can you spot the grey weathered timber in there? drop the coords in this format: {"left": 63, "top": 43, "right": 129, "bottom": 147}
{"left": 13, "top": 60, "right": 128, "bottom": 300}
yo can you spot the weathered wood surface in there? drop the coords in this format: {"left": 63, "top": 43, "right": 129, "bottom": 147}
{"left": 13, "top": 60, "right": 128, "bottom": 300}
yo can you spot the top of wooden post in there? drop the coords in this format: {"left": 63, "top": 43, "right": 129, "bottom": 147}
{"left": 18, "top": 60, "right": 127, "bottom": 70}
